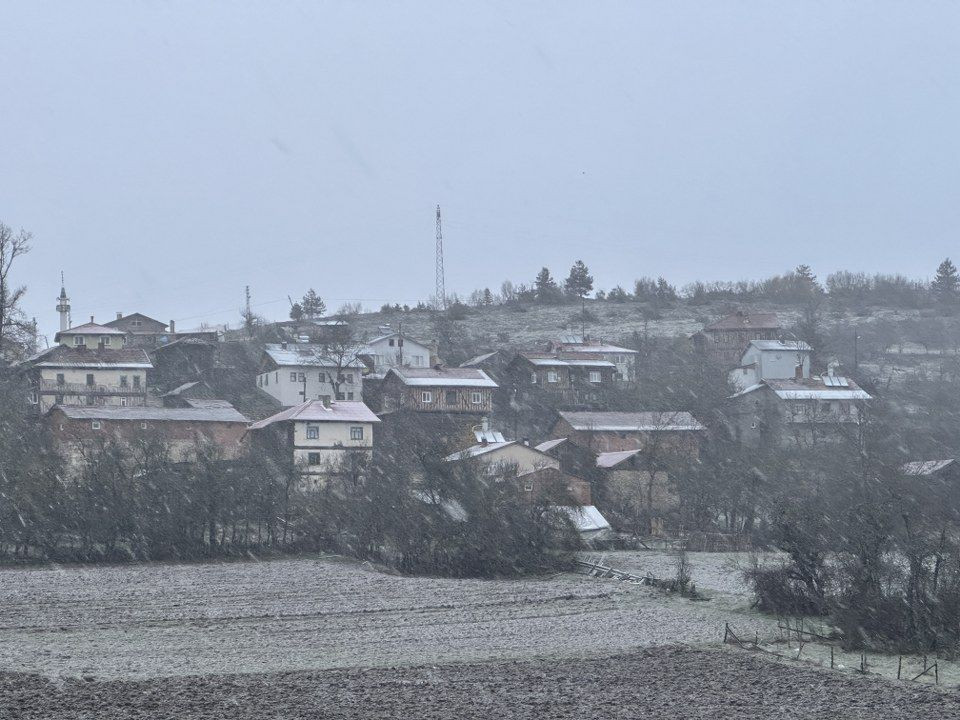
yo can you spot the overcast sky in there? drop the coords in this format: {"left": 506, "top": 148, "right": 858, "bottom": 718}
{"left": 2, "top": 2, "right": 959, "bottom": 339}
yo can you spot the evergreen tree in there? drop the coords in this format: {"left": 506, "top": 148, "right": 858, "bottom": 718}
{"left": 794, "top": 264, "right": 822, "bottom": 298}
{"left": 481, "top": 288, "right": 494, "bottom": 306}
{"left": 932, "top": 258, "right": 959, "bottom": 301}
{"left": 301, "top": 289, "right": 326, "bottom": 319}
{"left": 534, "top": 267, "right": 561, "bottom": 304}
{"left": 564, "top": 260, "right": 594, "bottom": 299}
{"left": 289, "top": 302, "right": 304, "bottom": 321}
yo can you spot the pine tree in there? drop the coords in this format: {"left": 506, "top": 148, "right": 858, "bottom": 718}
{"left": 794, "top": 264, "right": 821, "bottom": 297}
{"left": 534, "top": 268, "right": 561, "bottom": 304}
{"left": 289, "top": 302, "right": 304, "bottom": 321}
{"left": 301, "top": 289, "right": 326, "bottom": 319}
{"left": 932, "top": 258, "right": 959, "bottom": 301}
{"left": 564, "top": 260, "right": 594, "bottom": 299}
{"left": 481, "top": 288, "right": 494, "bottom": 306}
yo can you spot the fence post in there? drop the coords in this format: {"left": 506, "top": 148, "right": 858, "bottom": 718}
{"left": 897, "top": 656, "right": 901, "bottom": 680}
{"left": 935, "top": 662, "right": 939, "bottom": 685}
{"left": 831, "top": 646, "right": 834, "bottom": 669}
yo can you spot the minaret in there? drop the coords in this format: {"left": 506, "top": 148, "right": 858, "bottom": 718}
{"left": 56, "top": 272, "right": 71, "bottom": 331}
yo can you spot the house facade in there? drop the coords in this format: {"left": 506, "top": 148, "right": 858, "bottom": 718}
{"left": 546, "top": 335, "right": 638, "bottom": 382}
{"left": 21, "top": 345, "right": 153, "bottom": 412}
{"left": 730, "top": 340, "right": 811, "bottom": 392}
{"left": 551, "top": 410, "right": 706, "bottom": 458}
{"left": 380, "top": 367, "right": 497, "bottom": 414}
{"left": 247, "top": 400, "right": 380, "bottom": 483}
{"left": 727, "top": 374, "right": 871, "bottom": 447}
{"left": 46, "top": 404, "right": 249, "bottom": 469}
{"left": 693, "top": 311, "right": 781, "bottom": 367}
{"left": 508, "top": 352, "right": 618, "bottom": 405}
{"left": 257, "top": 343, "right": 364, "bottom": 407}
{"left": 357, "top": 330, "right": 432, "bottom": 377}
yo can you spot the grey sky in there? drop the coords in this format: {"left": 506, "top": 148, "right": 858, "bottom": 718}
{"left": 2, "top": 2, "right": 959, "bottom": 339}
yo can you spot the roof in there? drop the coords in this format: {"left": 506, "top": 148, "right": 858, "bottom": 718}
{"left": 703, "top": 312, "right": 780, "bottom": 331}
{"left": 362, "top": 331, "right": 430, "bottom": 348}
{"left": 747, "top": 340, "right": 812, "bottom": 352}
{"left": 49, "top": 405, "right": 248, "bottom": 423}
{"left": 474, "top": 427, "right": 506, "bottom": 444}
{"left": 461, "top": 351, "right": 500, "bottom": 367}
{"left": 596, "top": 449, "right": 642, "bottom": 468}
{"left": 151, "top": 337, "right": 218, "bottom": 351}
{"left": 557, "top": 411, "right": 706, "bottom": 432}
{"left": 558, "top": 505, "right": 611, "bottom": 534}
{"left": 762, "top": 377, "right": 871, "bottom": 401}
{"left": 26, "top": 346, "right": 153, "bottom": 369}
{"left": 54, "top": 322, "right": 126, "bottom": 341}
{"left": 104, "top": 313, "right": 167, "bottom": 329}
{"left": 902, "top": 460, "right": 957, "bottom": 476}
{"left": 518, "top": 353, "right": 616, "bottom": 369}
{"left": 183, "top": 398, "right": 235, "bottom": 410}
{"left": 386, "top": 366, "right": 498, "bottom": 388}
{"left": 162, "top": 381, "right": 200, "bottom": 397}
{"left": 534, "top": 438, "right": 568, "bottom": 453}
{"left": 263, "top": 343, "right": 364, "bottom": 369}
{"left": 248, "top": 400, "right": 380, "bottom": 430}
{"left": 444, "top": 441, "right": 517, "bottom": 461}
{"left": 553, "top": 343, "right": 637, "bottom": 355}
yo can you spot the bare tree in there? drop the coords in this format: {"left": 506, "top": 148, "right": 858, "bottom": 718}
{"left": 0, "top": 223, "right": 32, "bottom": 361}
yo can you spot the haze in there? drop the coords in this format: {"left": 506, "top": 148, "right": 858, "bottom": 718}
{"left": 2, "top": 1, "right": 959, "bottom": 339}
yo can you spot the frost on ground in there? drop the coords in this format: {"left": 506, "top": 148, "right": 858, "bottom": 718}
{"left": 0, "top": 554, "right": 776, "bottom": 680}
{"left": 5, "top": 646, "right": 959, "bottom": 720}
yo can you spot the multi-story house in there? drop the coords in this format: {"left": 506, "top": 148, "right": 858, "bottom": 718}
{"left": 256, "top": 343, "right": 364, "bottom": 407}
{"left": 546, "top": 335, "right": 638, "bottom": 382}
{"left": 550, "top": 410, "right": 706, "bottom": 457}
{"left": 730, "top": 339, "right": 811, "bottom": 392}
{"left": 379, "top": 366, "right": 497, "bottom": 414}
{"left": 46, "top": 403, "right": 249, "bottom": 471}
{"left": 357, "top": 329, "right": 432, "bottom": 377}
{"left": 247, "top": 400, "right": 380, "bottom": 484}
{"left": 692, "top": 311, "right": 781, "bottom": 367}
{"left": 20, "top": 345, "right": 153, "bottom": 412}
{"left": 507, "top": 351, "right": 618, "bottom": 405}
{"left": 726, "top": 373, "right": 871, "bottom": 447}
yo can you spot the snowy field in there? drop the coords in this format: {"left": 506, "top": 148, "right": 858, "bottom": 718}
{"left": 0, "top": 552, "right": 776, "bottom": 680}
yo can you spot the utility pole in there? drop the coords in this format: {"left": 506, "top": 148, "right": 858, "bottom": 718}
{"left": 853, "top": 329, "right": 859, "bottom": 372}
{"left": 435, "top": 204, "right": 446, "bottom": 311}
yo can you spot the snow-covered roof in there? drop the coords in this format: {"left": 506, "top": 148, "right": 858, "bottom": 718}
{"left": 263, "top": 343, "right": 364, "bottom": 369}
{"left": 50, "top": 405, "right": 248, "bottom": 423}
{"left": 444, "top": 441, "right": 517, "bottom": 461}
{"left": 902, "top": 459, "right": 957, "bottom": 476}
{"left": 55, "top": 322, "right": 126, "bottom": 337}
{"left": 557, "top": 411, "right": 706, "bottom": 432}
{"left": 474, "top": 428, "right": 506, "bottom": 444}
{"left": 747, "top": 340, "right": 812, "bottom": 352}
{"left": 559, "top": 505, "right": 611, "bottom": 534}
{"left": 162, "top": 381, "right": 200, "bottom": 397}
{"left": 732, "top": 377, "right": 871, "bottom": 401}
{"left": 596, "top": 449, "right": 642, "bottom": 468}
{"left": 534, "top": 438, "right": 568, "bottom": 453}
{"left": 554, "top": 343, "right": 637, "bottom": 355}
{"left": 249, "top": 400, "right": 380, "bottom": 429}
{"left": 27, "top": 346, "right": 153, "bottom": 370}
{"left": 521, "top": 355, "right": 615, "bottom": 368}
{"left": 387, "top": 367, "right": 498, "bottom": 388}
{"left": 461, "top": 351, "right": 500, "bottom": 367}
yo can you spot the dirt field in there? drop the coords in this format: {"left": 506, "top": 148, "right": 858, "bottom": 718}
{"left": 0, "top": 553, "right": 775, "bottom": 680}
{"left": 5, "top": 646, "right": 960, "bottom": 720}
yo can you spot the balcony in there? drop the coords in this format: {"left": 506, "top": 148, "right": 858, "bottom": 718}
{"left": 38, "top": 380, "right": 147, "bottom": 396}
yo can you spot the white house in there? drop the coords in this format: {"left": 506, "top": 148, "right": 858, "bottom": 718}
{"left": 357, "top": 329, "right": 432, "bottom": 377}
{"left": 247, "top": 400, "right": 380, "bottom": 483}
{"left": 257, "top": 343, "right": 365, "bottom": 407}
{"left": 730, "top": 339, "right": 812, "bottom": 391}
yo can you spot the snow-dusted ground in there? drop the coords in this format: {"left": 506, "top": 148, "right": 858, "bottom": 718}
{"left": 0, "top": 554, "right": 776, "bottom": 680}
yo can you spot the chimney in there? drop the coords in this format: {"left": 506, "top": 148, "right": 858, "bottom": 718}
{"left": 90, "top": 315, "right": 95, "bottom": 324}
{"left": 116, "top": 312, "right": 123, "bottom": 320}
{"left": 795, "top": 364, "right": 803, "bottom": 380}
{"left": 169, "top": 319, "right": 175, "bottom": 333}
{"left": 280, "top": 341, "right": 288, "bottom": 350}
{"left": 522, "top": 438, "right": 530, "bottom": 446}
{"left": 321, "top": 396, "right": 332, "bottom": 408}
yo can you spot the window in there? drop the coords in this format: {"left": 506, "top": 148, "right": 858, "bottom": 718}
{"left": 140, "top": 422, "right": 147, "bottom": 429}
{"left": 345, "top": 373, "right": 354, "bottom": 384}
{"left": 471, "top": 391, "right": 482, "bottom": 404}
{"left": 258, "top": 375, "right": 262, "bottom": 387}
{"left": 133, "top": 376, "right": 141, "bottom": 388}
{"left": 347, "top": 392, "right": 354, "bottom": 400}
{"left": 306, "top": 425, "right": 320, "bottom": 439}
{"left": 589, "top": 371, "right": 601, "bottom": 383}
{"left": 56, "top": 373, "right": 65, "bottom": 385}
{"left": 120, "top": 397, "right": 128, "bottom": 406}
{"left": 547, "top": 371, "right": 558, "bottom": 383}
{"left": 445, "top": 390, "right": 457, "bottom": 405}
{"left": 29, "top": 391, "right": 38, "bottom": 404}
{"left": 389, "top": 339, "right": 395, "bottom": 347}
{"left": 307, "top": 452, "right": 321, "bottom": 465}
{"left": 530, "top": 372, "right": 537, "bottom": 384}
{"left": 421, "top": 391, "right": 433, "bottom": 403}
{"left": 102, "top": 336, "right": 111, "bottom": 346}
{"left": 55, "top": 395, "right": 64, "bottom": 405}
{"left": 120, "top": 375, "right": 129, "bottom": 387}
{"left": 74, "top": 336, "right": 85, "bottom": 346}
{"left": 86, "top": 374, "right": 95, "bottom": 386}
{"left": 264, "top": 374, "right": 269, "bottom": 386}
{"left": 523, "top": 481, "right": 534, "bottom": 492}
{"left": 298, "top": 372, "right": 305, "bottom": 382}
{"left": 91, "top": 421, "right": 101, "bottom": 430}
{"left": 291, "top": 372, "right": 298, "bottom": 382}
{"left": 335, "top": 392, "right": 345, "bottom": 401}
{"left": 350, "top": 426, "right": 364, "bottom": 440}
{"left": 413, "top": 356, "right": 423, "bottom": 366}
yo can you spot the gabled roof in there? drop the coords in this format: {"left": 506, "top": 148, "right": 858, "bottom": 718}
{"left": 534, "top": 438, "right": 568, "bottom": 453}
{"left": 552, "top": 342, "right": 637, "bottom": 355}
{"left": 703, "top": 312, "right": 780, "bottom": 331}
{"left": 24, "top": 345, "right": 153, "bottom": 369}
{"left": 386, "top": 366, "right": 498, "bottom": 388}
{"left": 516, "top": 353, "right": 616, "bottom": 369}
{"left": 902, "top": 459, "right": 957, "bottom": 477}
{"left": 461, "top": 351, "right": 500, "bottom": 368}
{"left": 762, "top": 376, "right": 870, "bottom": 401}
{"left": 596, "top": 449, "right": 642, "bottom": 468}
{"left": 248, "top": 400, "right": 380, "bottom": 430}
{"left": 557, "top": 410, "right": 706, "bottom": 432}
{"left": 54, "top": 322, "right": 126, "bottom": 342}
{"left": 262, "top": 343, "right": 364, "bottom": 369}
{"left": 361, "top": 331, "right": 430, "bottom": 348}
{"left": 747, "top": 340, "right": 811, "bottom": 352}
{"left": 444, "top": 440, "right": 557, "bottom": 465}
{"left": 49, "top": 405, "right": 248, "bottom": 423}
{"left": 103, "top": 313, "right": 167, "bottom": 330}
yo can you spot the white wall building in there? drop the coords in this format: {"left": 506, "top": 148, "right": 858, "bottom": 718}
{"left": 730, "top": 340, "right": 811, "bottom": 392}
{"left": 247, "top": 400, "right": 380, "bottom": 484}
{"left": 257, "top": 343, "right": 365, "bottom": 407}
{"left": 358, "top": 330, "right": 431, "bottom": 377}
